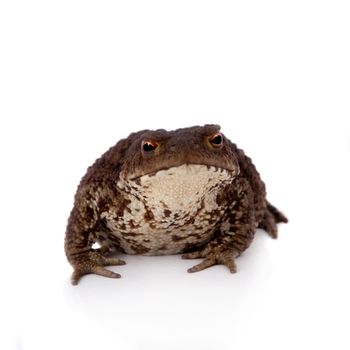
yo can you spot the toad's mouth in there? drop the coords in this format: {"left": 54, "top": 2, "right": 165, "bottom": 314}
{"left": 135, "top": 165, "right": 232, "bottom": 180}
{"left": 126, "top": 162, "right": 239, "bottom": 182}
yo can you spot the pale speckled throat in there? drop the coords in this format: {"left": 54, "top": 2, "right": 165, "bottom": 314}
{"left": 104, "top": 164, "right": 234, "bottom": 255}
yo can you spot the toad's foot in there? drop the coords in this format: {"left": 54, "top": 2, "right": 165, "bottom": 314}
{"left": 259, "top": 202, "right": 288, "bottom": 239}
{"left": 182, "top": 246, "right": 238, "bottom": 273}
{"left": 259, "top": 210, "right": 279, "bottom": 238}
{"left": 70, "top": 250, "right": 126, "bottom": 285}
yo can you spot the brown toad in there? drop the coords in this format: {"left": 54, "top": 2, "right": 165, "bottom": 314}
{"left": 65, "top": 124, "right": 287, "bottom": 285}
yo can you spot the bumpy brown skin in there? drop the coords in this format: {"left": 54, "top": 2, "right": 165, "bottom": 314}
{"left": 65, "top": 124, "right": 287, "bottom": 285}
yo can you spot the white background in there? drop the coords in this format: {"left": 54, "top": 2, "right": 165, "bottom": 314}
{"left": 1, "top": 1, "right": 350, "bottom": 349}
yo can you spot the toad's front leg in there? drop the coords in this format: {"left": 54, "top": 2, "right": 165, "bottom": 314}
{"left": 182, "top": 178, "right": 255, "bottom": 274}
{"left": 182, "top": 235, "right": 240, "bottom": 273}
{"left": 65, "top": 197, "right": 125, "bottom": 285}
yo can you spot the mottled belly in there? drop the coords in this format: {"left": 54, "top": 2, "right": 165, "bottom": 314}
{"left": 105, "top": 218, "right": 220, "bottom": 255}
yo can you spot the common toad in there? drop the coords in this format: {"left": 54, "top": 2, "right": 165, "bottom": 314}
{"left": 65, "top": 124, "right": 287, "bottom": 285}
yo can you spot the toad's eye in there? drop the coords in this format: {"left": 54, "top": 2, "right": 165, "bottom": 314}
{"left": 142, "top": 140, "right": 159, "bottom": 152}
{"left": 208, "top": 133, "right": 223, "bottom": 148}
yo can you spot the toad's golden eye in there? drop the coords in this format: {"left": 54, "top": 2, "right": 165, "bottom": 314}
{"left": 208, "top": 132, "right": 223, "bottom": 148}
{"left": 142, "top": 140, "right": 159, "bottom": 152}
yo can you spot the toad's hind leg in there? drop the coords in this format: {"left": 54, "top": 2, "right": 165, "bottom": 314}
{"left": 96, "top": 232, "right": 121, "bottom": 257}
{"left": 258, "top": 201, "right": 288, "bottom": 239}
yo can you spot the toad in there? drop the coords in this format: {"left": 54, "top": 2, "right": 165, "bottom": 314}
{"left": 65, "top": 124, "right": 287, "bottom": 285}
